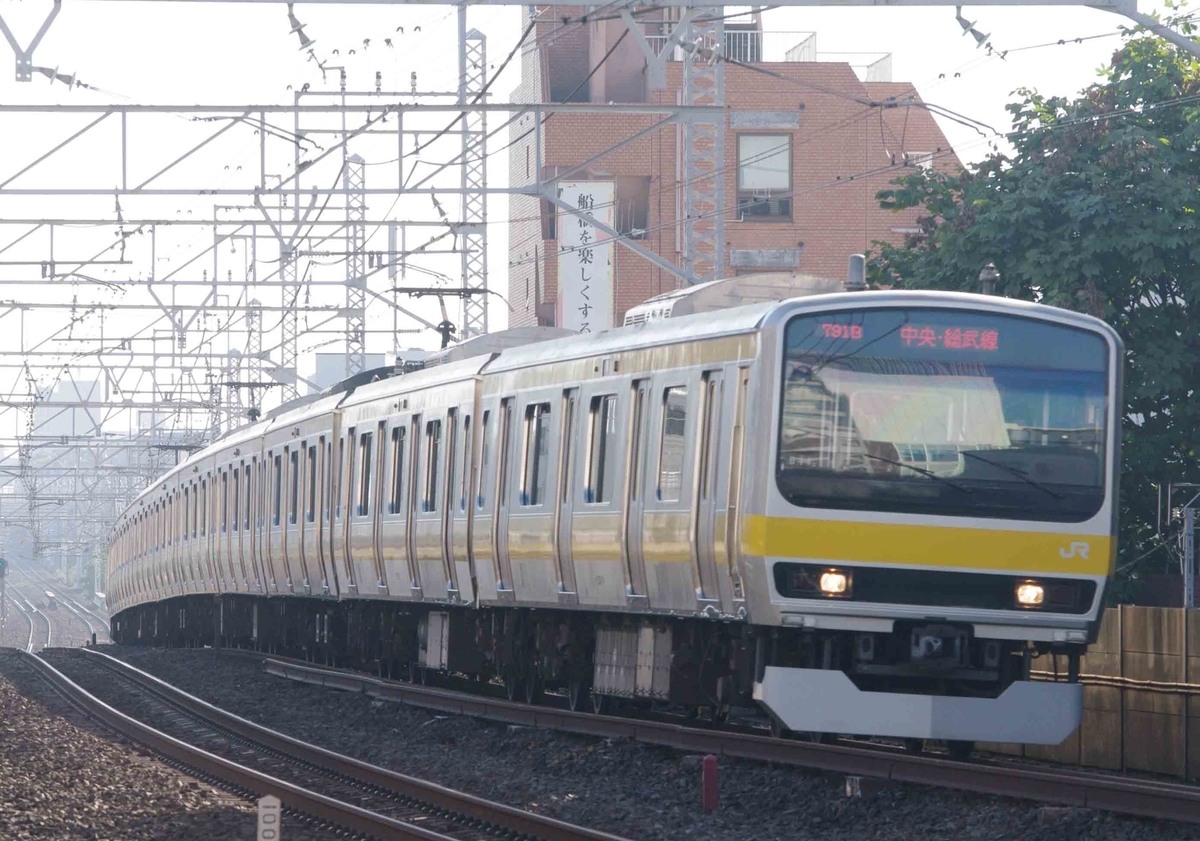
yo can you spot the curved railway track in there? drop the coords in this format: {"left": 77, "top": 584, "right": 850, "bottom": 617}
{"left": 2, "top": 592, "right": 36, "bottom": 652}
{"left": 221, "top": 649, "right": 1200, "bottom": 825}
{"left": 6, "top": 585, "right": 52, "bottom": 651}
{"left": 20, "top": 566, "right": 111, "bottom": 641}
{"left": 10, "top": 567, "right": 107, "bottom": 646}
{"left": 27, "top": 647, "right": 628, "bottom": 841}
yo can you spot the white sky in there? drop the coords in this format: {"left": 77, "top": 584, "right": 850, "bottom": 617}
{"left": 0, "top": 0, "right": 1179, "bottom": 433}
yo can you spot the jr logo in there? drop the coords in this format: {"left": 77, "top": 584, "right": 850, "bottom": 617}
{"left": 1059, "top": 541, "right": 1091, "bottom": 560}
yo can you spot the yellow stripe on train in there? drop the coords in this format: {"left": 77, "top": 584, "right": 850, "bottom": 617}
{"left": 742, "top": 515, "right": 1113, "bottom": 576}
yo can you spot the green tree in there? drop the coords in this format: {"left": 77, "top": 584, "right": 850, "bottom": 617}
{"left": 871, "top": 11, "right": 1200, "bottom": 590}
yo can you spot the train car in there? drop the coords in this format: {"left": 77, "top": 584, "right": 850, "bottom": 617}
{"left": 107, "top": 280, "right": 1122, "bottom": 750}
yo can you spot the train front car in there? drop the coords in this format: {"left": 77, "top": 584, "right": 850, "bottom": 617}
{"left": 748, "top": 292, "right": 1122, "bottom": 747}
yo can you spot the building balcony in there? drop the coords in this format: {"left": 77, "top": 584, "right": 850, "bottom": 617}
{"left": 644, "top": 30, "right": 892, "bottom": 82}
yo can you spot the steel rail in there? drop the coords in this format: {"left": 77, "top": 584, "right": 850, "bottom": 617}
{"left": 4, "top": 594, "right": 35, "bottom": 653}
{"left": 8, "top": 583, "right": 52, "bottom": 651}
{"left": 81, "top": 648, "right": 628, "bottom": 841}
{"left": 251, "top": 654, "right": 1200, "bottom": 824}
{"left": 21, "top": 568, "right": 111, "bottom": 639}
{"left": 16, "top": 650, "right": 478, "bottom": 841}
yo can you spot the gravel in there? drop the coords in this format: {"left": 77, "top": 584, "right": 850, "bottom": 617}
{"left": 0, "top": 650, "right": 267, "bottom": 840}
{"left": 108, "top": 645, "right": 1197, "bottom": 841}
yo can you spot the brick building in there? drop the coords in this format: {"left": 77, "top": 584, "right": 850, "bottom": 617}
{"left": 507, "top": 9, "right": 960, "bottom": 329}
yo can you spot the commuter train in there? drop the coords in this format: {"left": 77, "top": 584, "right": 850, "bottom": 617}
{"left": 107, "top": 281, "right": 1122, "bottom": 750}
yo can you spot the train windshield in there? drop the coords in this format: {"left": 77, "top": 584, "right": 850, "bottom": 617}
{"left": 776, "top": 308, "right": 1110, "bottom": 522}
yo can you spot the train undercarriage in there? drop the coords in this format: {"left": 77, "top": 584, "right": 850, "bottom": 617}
{"left": 111, "top": 594, "right": 1082, "bottom": 751}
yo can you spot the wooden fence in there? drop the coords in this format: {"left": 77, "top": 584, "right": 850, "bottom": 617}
{"left": 984, "top": 606, "right": 1200, "bottom": 778}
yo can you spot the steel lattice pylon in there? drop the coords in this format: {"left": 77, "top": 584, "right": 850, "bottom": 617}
{"left": 344, "top": 155, "right": 367, "bottom": 375}
{"left": 279, "top": 247, "right": 299, "bottom": 402}
{"left": 246, "top": 299, "right": 264, "bottom": 416}
{"left": 460, "top": 26, "right": 489, "bottom": 339}
{"left": 683, "top": 10, "right": 725, "bottom": 284}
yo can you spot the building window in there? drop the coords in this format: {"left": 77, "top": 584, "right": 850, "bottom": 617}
{"left": 737, "top": 134, "right": 792, "bottom": 221}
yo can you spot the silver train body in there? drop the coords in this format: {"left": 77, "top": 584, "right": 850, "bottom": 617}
{"left": 107, "top": 291, "right": 1122, "bottom": 744}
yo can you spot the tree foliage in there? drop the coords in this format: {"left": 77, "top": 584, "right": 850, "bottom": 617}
{"left": 871, "top": 10, "right": 1200, "bottom": 588}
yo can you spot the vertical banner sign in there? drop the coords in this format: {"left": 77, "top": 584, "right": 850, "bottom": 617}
{"left": 557, "top": 181, "right": 615, "bottom": 333}
{"left": 257, "top": 794, "right": 281, "bottom": 841}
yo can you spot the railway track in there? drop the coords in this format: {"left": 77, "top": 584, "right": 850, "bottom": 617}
{"left": 226, "top": 650, "right": 1200, "bottom": 825}
{"left": 19, "top": 566, "right": 111, "bottom": 641}
{"left": 5, "top": 586, "right": 52, "bottom": 651}
{"left": 2, "top": 593, "right": 36, "bottom": 652}
{"left": 29, "top": 647, "right": 628, "bottom": 841}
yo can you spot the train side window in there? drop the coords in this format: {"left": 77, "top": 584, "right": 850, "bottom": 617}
{"left": 243, "top": 465, "right": 252, "bottom": 531}
{"left": 390, "top": 426, "right": 406, "bottom": 514}
{"left": 446, "top": 410, "right": 458, "bottom": 515}
{"left": 250, "top": 459, "right": 258, "bottom": 532}
{"left": 358, "top": 430, "right": 373, "bottom": 517}
{"left": 232, "top": 468, "right": 240, "bottom": 532}
{"left": 459, "top": 414, "right": 472, "bottom": 512}
{"left": 320, "top": 439, "right": 329, "bottom": 523}
{"left": 424, "top": 420, "right": 441, "bottom": 512}
{"left": 289, "top": 449, "right": 300, "bottom": 526}
{"left": 335, "top": 438, "right": 345, "bottom": 519}
{"left": 698, "top": 375, "right": 721, "bottom": 501}
{"left": 522, "top": 403, "right": 552, "bottom": 506}
{"left": 307, "top": 445, "right": 317, "bottom": 523}
{"left": 561, "top": 393, "right": 577, "bottom": 504}
{"left": 477, "top": 410, "right": 491, "bottom": 509}
{"left": 272, "top": 454, "right": 283, "bottom": 527}
{"left": 658, "top": 386, "right": 688, "bottom": 503}
{"left": 498, "top": 401, "right": 514, "bottom": 506}
{"left": 586, "top": 395, "right": 618, "bottom": 503}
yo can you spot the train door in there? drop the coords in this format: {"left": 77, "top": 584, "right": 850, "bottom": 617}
{"left": 623, "top": 379, "right": 651, "bottom": 599}
{"left": 493, "top": 397, "right": 516, "bottom": 593}
{"left": 253, "top": 455, "right": 269, "bottom": 592}
{"left": 441, "top": 407, "right": 460, "bottom": 595}
{"left": 553, "top": 388, "right": 580, "bottom": 599}
{"left": 285, "top": 446, "right": 301, "bottom": 591}
{"left": 404, "top": 415, "right": 423, "bottom": 595}
{"left": 692, "top": 371, "right": 724, "bottom": 605}
{"left": 371, "top": 420, "right": 389, "bottom": 592}
{"left": 266, "top": 450, "right": 282, "bottom": 592}
{"left": 218, "top": 469, "right": 230, "bottom": 592}
{"left": 345, "top": 429, "right": 366, "bottom": 594}
{"left": 413, "top": 413, "right": 449, "bottom": 598}
{"left": 299, "top": 442, "right": 315, "bottom": 593}
{"left": 380, "top": 419, "right": 411, "bottom": 597}
{"left": 313, "top": 437, "right": 329, "bottom": 593}
{"left": 323, "top": 436, "right": 340, "bottom": 596}
{"left": 449, "top": 409, "right": 472, "bottom": 601}
{"left": 202, "top": 474, "right": 214, "bottom": 591}
{"left": 333, "top": 433, "right": 352, "bottom": 593}
{"left": 233, "top": 465, "right": 244, "bottom": 590}
{"left": 723, "top": 366, "right": 752, "bottom": 606}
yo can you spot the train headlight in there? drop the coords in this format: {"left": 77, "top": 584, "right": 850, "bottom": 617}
{"left": 819, "top": 570, "right": 850, "bottom": 597}
{"left": 1016, "top": 581, "right": 1045, "bottom": 608}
